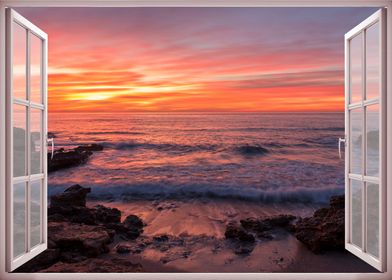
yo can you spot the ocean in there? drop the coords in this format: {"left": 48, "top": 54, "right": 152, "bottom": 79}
{"left": 48, "top": 112, "right": 345, "bottom": 205}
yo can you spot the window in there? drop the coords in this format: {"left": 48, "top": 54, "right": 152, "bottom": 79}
{"left": 0, "top": 1, "right": 391, "bottom": 279}
{"left": 344, "top": 9, "right": 386, "bottom": 271}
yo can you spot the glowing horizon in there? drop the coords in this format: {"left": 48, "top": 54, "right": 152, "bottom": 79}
{"left": 17, "top": 7, "right": 377, "bottom": 113}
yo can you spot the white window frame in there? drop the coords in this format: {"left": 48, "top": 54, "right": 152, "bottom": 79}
{"left": 344, "top": 9, "right": 387, "bottom": 271}
{"left": 0, "top": 0, "right": 391, "bottom": 280}
{"left": 5, "top": 8, "right": 48, "bottom": 272}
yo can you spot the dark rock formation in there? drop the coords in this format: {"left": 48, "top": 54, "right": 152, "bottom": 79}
{"left": 93, "top": 205, "right": 121, "bottom": 224}
{"left": 241, "top": 214, "right": 296, "bottom": 233}
{"left": 48, "top": 222, "right": 112, "bottom": 257}
{"left": 236, "top": 144, "right": 269, "bottom": 156}
{"left": 19, "top": 185, "right": 145, "bottom": 272}
{"left": 41, "top": 258, "right": 143, "bottom": 273}
{"left": 50, "top": 184, "right": 91, "bottom": 208}
{"left": 48, "top": 144, "right": 104, "bottom": 172}
{"left": 49, "top": 185, "right": 122, "bottom": 226}
{"left": 122, "top": 214, "right": 145, "bottom": 240}
{"left": 225, "top": 222, "right": 255, "bottom": 243}
{"left": 225, "top": 215, "right": 297, "bottom": 255}
{"left": 291, "top": 195, "right": 345, "bottom": 253}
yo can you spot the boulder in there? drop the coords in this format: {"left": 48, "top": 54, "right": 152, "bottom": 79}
{"left": 50, "top": 184, "right": 91, "bottom": 208}
{"left": 48, "top": 222, "right": 112, "bottom": 257}
{"left": 241, "top": 214, "right": 297, "bottom": 233}
{"left": 123, "top": 214, "right": 144, "bottom": 229}
{"left": 122, "top": 214, "right": 145, "bottom": 240}
{"left": 93, "top": 205, "right": 121, "bottom": 224}
{"left": 236, "top": 144, "right": 269, "bottom": 156}
{"left": 292, "top": 195, "right": 345, "bottom": 253}
{"left": 225, "top": 222, "right": 255, "bottom": 243}
{"left": 41, "top": 258, "right": 143, "bottom": 273}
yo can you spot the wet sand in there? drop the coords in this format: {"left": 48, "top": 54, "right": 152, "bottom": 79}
{"left": 88, "top": 199, "right": 377, "bottom": 273}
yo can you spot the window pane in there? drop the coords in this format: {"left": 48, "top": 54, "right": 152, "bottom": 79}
{"left": 351, "top": 179, "right": 363, "bottom": 248}
{"left": 31, "top": 109, "right": 42, "bottom": 175}
{"left": 366, "top": 183, "right": 379, "bottom": 258}
{"left": 14, "top": 181, "right": 26, "bottom": 258}
{"left": 31, "top": 180, "right": 41, "bottom": 248}
{"left": 366, "top": 22, "right": 380, "bottom": 100}
{"left": 13, "top": 22, "right": 27, "bottom": 100}
{"left": 366, "top": 105, "right": 379, "bottom": 177}
{"left": 13, "top": 105, "right": 27, "bottom": 177}
{"left": 350, "top": 32, "right": 363, "bottom": 104}
{"left": 350, "top": 108, "right": 363, "bottom": 174}
{"left": 30, "top": 34, "right": 42, "bottom": 104}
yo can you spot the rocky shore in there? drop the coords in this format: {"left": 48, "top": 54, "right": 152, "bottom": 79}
{"left": 17, "top": 184, "right": 144, "bottom": 272}
{"left": 17, "top": 182, "right": 347, "bottom": 272}
{"left": 224, "top": 195, "right": 345, "bottom": 255}
{"left": 48, "top": 143, "right": 104, "bottom": 172}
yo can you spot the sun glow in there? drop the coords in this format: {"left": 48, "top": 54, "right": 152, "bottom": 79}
{"left": 13, "top": 7, "right": 373, "bottom": 112}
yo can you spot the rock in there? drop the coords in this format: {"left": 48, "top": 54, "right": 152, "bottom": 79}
{"left": 236, "top": 144, "right": 269, "bottom": 156}
{"left": 116, "top": 242, "right": 147, "bottom": 254}
{"left": 234, "top": 243, "right": 255, "bottom": 255}
{"left": 15, "top": 249, "right": 60, "bottom": 272}
{"left": 125, "top": 228, "right": 143, "bottom": 240}
{"left": 153, "top": 234, "right": 169, "bottom": 242}
{"left": 50, "top": 184, "right": 91, "bottom": 208}
{"left": 105, "top": 222, "right": 129, "bottom": 233}
{"left": 41, "top": 258, "right": 143, "bottom": 272}
{"left": 116, "top": 244, "right": 131, "bottom": 254}
{"left": 48, "top": 222, "right": 112, "bottom": 257}
{"left": 48, "top": 144, "right": 104, "bottom": 172}
{"left": 75, "top": 143, "right": 104, "bottom": 152}
{"left": 225, "top": 222, "right": 255, "bottom": 243}
{"left": 241, "top": 214, "right": 296, "bottom": 233}
{"left": 93, "top": 205, "right": 121, "bottom": 224}
{"left": 292, "top": 195, "right": 345, "bottom": 253}
{"left": 122, "top": 214, "right": 144, "bottom": 240}
{"left": 60, "top": 251, "right": 88, "bottom": 263}
{"left": 49, "top": 187, "right": 123, "bottom": 226}
{"left": 123, "top": 214, "right": 144, "bottom": 229}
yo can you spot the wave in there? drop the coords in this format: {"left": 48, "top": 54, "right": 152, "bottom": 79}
{"left": 303, "top": 136, "right": 338, "bottom": 148}
{"left": 48, "top": 183, "right": 343, "bottom": 204}
{"left": 101, "top": 141, "right": 273, "bottom": 156}
{"left": 102, "top": 141, "right": 220, "bottom": 153}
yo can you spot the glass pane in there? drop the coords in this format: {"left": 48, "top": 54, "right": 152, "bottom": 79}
{"left": 350, "top": 108, "right": 363, "bottom": 174}
{"left": 13, "top": 105, "right": 27, "bottom": 177}
{"left": 13, "top": 22, "right": 27, "bottom": 100}
{"left": 366, "top": 22, "right": 380, "bottom": 100}
{"left": 366, "top": 183, "right": 379, "bottom": 258}
{"left": 31, "top": 180, "right": 41, "bottom": 248}
{"left": 351, "top": 180, "right": 363, "bottom": 248}
{"left": 350, "top": 32, "right": 363, "bottom": 104}
{"left": 31, "top": 109, "right": 42, "bottom": 174}
{"left": 14, "top": 181, "right": 26, "bottom": 258}
{"left": 30, "top": 34, "right": 42, "bottom": 104}
{"left": 366, "top": 105, "right": 379, "bottom": 177}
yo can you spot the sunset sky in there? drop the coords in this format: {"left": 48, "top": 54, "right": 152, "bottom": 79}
{"left": 17, "top": 7, "right": 377, "bottom": 112}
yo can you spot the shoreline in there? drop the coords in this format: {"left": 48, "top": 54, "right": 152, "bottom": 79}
{"left": 17, "top": 185, "right": 376, "bottom": 273}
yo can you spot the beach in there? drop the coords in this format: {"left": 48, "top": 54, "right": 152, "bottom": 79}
{"left": 17, "top": 112, "right": 376, "bottom": 272}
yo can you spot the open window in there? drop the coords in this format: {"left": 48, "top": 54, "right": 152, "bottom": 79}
{"left": 1, "top": 5, "right": 389, "bottom": 276}
{"left": 344, "top": 9, "right": 386, "bottom": 271}
{"left": 5, "top": 9, "right": 48, "bottom": 271}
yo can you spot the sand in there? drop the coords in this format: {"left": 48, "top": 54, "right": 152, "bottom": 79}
{"left": 87, "top": 199, "right": 377, "bottom": 273}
